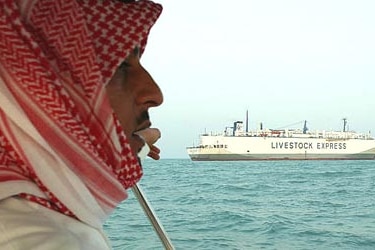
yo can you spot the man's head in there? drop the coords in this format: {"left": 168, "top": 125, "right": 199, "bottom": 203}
{"left": 105, "top": 47, "right": 163, "bottom": 157}
{"left": 0, "top": 0, "right": 163, "bottom": 223}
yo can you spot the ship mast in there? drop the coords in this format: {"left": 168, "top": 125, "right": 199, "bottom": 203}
{"left": 246, "top": 110, "right": 249, "bottom": 133}
{"left": 303, "top": 120, "right": 308, "bottom": 134}
{"left": 343, "top": 118, "right": 347, "bottom": 132}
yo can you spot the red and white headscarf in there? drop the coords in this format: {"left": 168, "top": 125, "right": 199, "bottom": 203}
{"left": 0, "top": 0, "right": 162, "bottom": 228}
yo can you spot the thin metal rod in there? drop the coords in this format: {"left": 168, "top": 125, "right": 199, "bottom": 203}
{"left": 132, "top": 184, "right": 174, "bottom": 250}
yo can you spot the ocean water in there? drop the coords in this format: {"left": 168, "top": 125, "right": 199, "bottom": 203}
{"left": 103, "top": 159, "right": 375, "bottom": 250}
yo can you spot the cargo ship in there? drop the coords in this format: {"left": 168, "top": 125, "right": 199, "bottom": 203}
{"left": 187, "top": 116, "right": 375, "bottom": 161}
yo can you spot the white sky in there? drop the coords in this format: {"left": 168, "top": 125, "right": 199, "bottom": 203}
{"left": 142, "top": 0, "right": 375, "bottom": 159}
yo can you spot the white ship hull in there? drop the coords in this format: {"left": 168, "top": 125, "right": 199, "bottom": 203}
{"left": 187, "top": 135, "right": 375, "bottom": 161}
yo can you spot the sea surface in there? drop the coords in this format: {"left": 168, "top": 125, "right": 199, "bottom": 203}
{"left": 104, "top": 159, "right": 375, "bottom": 250}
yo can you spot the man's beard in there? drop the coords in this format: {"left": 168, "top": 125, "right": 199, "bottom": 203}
{"left": 137, "top": 111, "right": 150, "bottom": 125}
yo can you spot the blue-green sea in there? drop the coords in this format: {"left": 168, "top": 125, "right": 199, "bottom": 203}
{"left": 104, "top": 159, "right": 375, "bottom": 250}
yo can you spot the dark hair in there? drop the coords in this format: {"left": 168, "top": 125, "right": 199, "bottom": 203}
{"left": 119, "top": 0, "right": 136, "bottom": 2}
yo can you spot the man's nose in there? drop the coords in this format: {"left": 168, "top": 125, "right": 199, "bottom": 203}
{"left": 136, "top": 68, "right": 163, "bottom": 108}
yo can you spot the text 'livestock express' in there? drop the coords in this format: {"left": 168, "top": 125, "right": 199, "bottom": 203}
{"left": 271, "top": 142, "right": 347, "bottom": 150}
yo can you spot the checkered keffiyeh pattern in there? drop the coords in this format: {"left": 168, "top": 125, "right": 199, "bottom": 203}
{"left": 0, "top": 0, "right": 162, "bottom": 227}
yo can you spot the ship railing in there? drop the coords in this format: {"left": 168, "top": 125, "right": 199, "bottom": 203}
{"left": 223, "top": 129, "right": 374, "bottom": 140}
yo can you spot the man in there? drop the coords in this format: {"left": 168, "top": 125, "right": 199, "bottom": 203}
{"left": 0, "top": 0, "right": 163, "bottom": 249}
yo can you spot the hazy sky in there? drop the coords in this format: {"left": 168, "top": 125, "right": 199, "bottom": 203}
{"left": 141, "top": 0, "right": 375, "bottom": 159}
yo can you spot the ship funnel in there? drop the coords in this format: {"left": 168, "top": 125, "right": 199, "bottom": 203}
{"left": 233, "top": 121, "right": 244, "bottom": 136}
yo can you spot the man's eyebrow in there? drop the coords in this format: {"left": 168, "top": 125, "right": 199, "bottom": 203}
{"left": 132, "top": 46, "right": 140, "bottom": 57}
